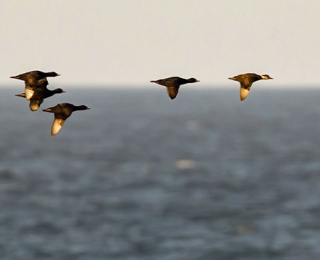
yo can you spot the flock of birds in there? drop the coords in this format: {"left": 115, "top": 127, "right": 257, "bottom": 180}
{"left": 10, "top": 70, "right": 273, "bottom": 136}
{"left": 11, "top": 70, "right": 90, "bottom": 136}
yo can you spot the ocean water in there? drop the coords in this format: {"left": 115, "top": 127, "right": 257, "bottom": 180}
{"left": 1, "top": 87, "right": 320, "bottom": 260}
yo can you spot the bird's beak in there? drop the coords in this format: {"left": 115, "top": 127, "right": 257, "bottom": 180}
{"left": 228, "top": 77, "right": 236, "bottom": 80}
{"left": 62, "top": 90, "right": 66, "bottom": 93}
{"left": 196, "top": 79, "right": 200, "bottom": 82}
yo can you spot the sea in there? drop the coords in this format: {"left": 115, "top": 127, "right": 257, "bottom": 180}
{"left": 0, "top": 86, "right": 320, "bottom": 260}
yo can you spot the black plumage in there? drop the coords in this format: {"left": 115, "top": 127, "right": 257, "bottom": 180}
{"left": 150, "top": 76, "right": 199, "bottom": 99}
{"left": 10, "top": 70, "right": 60, "bottom": 100}
{"left": 42, "top": 103, "right": 90, "bottom": 136}
{"left": 228, "top": 73, "right": 273, "bottom": 101}
{"left": 15, "top": 78, "right": 66, "bottom": 111}
{"left": 10, "top": 70, "right": 60, "bottom": 84}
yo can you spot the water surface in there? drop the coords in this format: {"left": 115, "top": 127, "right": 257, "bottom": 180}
{"left": 0, "top": 87, "right": 320, "bottom": 260}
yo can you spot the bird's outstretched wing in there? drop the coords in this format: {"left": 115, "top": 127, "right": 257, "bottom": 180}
{"left": 166, "top": 86, "right": 179, "bottom": 99}
{"left": 29, "top": 99, "right": 43, "bottom": 111}
{"left": 240, "top": 85, "right": 251, "bottom": 101}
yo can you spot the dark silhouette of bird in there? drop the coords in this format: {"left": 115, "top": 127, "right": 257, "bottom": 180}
{"left": 15, "top": 78, "right": 66, "bottom": 111}
{"left": 10, "top": 70, "right": 60, "bottom": 100}
{"left": 42, "top": 103, "right": 90, "bottom": 136}
{"left": 228, "top": 73, "right": 273, "bottom": 101}
{"left": 150, "top": 76, "right": 199, "bottom": 99}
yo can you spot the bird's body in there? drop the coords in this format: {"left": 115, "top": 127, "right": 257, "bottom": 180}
{"left": 10, "top": 70, "right": 60, "bottom": 100}
{"left": 228, "top": 73, "right": 273, "bottom": 101}
{"left": 42, "top": 103, "right": 90, "bottom": 136}
{"left": 15, "top": 78, "right": 65, "bottom": 111}
{"left": 10, "top": 70, "right": 60, "bottom": 85}
{"left": 150, "top": 76, "right": 199, "bottom": 99}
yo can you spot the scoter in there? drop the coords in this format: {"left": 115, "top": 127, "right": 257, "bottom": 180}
{"left": 150, "top": 76, "right": 199, "bottom": 99}
{"left": 228, "top": 73, "right": 273, "bottom": 101}
{"left": 42, "top": 103, "right": 90, "bottom": 136}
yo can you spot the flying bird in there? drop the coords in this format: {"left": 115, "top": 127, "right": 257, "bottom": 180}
{"left": 42, "top": 103, "right": 90, "bottom": 136}
{"left": 150, "top": 76, "right": 199, "bottom": 99}
{"left": 10, "top": 70, "right": 60, "bottom": 100}
{"left": 15, "top": 78, "right": 66, "bottom": 111}
{"left": 228, "top": 73, "right": 273, "bottom": 101}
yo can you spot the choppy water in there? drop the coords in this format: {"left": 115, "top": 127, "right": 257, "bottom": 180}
{"left": 1, "top": 87, "right": 320, "bottom": 260}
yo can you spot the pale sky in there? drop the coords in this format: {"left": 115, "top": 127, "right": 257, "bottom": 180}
{"left": 2, "top": 0, "right": 320, "bottom": 87}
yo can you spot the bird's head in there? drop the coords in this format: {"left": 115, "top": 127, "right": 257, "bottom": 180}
{"left": 261, "top": 74, "right": 273, "bottom": 80}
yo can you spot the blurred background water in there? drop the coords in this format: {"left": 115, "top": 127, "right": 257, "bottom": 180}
{"left": 0, "top": 87, "right": 320, "bottom": 260}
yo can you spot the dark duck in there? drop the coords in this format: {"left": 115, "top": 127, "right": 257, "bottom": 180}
{"left": 228, "top": 73, "right": 273, "bottom": 101}
{"left": 42, "top": 103, "right": 90, "bottom": 136}
{"left": 15, "top": 78, "right": 66, "bottom": 111}
{"left": 10, "top": 70, "right": 60, "bottom": 100}
{"left": 150, "top": 76, "right": 199, "bottom": 99}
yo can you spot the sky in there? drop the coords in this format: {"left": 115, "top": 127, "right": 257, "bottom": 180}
{"left": 1, "top": 0, "right": 320, "bottom": 88}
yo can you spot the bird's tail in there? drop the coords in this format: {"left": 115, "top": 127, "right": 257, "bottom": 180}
{"left": 42, "top": 108, "right": 53, "bottom": 113}
{"left": 15, "top": 93, "right": 26, "bottom": 98}
{"left": 10, "top": 75, "right": 21, "bottom": 80}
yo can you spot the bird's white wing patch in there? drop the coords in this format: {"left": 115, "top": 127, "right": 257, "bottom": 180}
{"left": 29, "top": 100, "right": 43, "bottom": 111}
{"left": 240, "top": 87, "right": 250, "bottom": 101}
{"left": 51, "top": 118, "right": 66, "bottom": 136}
{"left": 25, "top": 88, "right": 34, "bottom": 101}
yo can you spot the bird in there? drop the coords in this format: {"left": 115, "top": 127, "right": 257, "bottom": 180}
{"left": 10, "top": 70, "right": 60, "bottom": 85}
{"left": 150, "top": 76, "right": 199, "bottom": 99}
{"left": 10, "top": 70, "right": 60, "bottom": 100}
{"left": 42, "top": 103, "right": 90, "bottom": 136}
{"left": 228, "top": 73, "right": 273, "bottom": 101}
{"left": 15, "top": 78, "right": 66, "bottom": 111}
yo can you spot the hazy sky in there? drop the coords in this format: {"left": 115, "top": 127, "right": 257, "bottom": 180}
{"left": 2, "top": 1, "right": 320, "bottom": 87}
